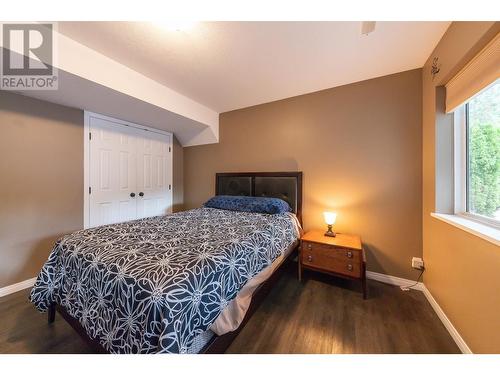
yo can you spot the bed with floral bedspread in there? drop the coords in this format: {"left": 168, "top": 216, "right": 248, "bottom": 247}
{"left": 30, "top": 207, "right": 300, "bottom": 353}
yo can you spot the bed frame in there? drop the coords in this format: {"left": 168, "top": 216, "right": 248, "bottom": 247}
{"left": 47, "top": 171, "right": 303, "bottom": 354}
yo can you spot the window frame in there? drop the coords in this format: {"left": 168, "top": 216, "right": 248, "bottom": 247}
{"left": 454, "top": 101, "right": 500, "bottom": 230}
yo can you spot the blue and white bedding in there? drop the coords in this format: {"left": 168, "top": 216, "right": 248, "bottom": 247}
{"left": 30, "top": 207, "right": 300, "bottom": 353}
{"left": 204, "top": 195, "right": 291, "bottom": 214}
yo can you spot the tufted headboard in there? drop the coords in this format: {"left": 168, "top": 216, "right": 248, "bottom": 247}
{"left": 215, "top": 172, "right": 303, "bottom": 223}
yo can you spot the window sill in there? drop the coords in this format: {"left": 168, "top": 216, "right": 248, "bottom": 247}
{"left": 431, "top": 213, "right": 500, "bottom": 246}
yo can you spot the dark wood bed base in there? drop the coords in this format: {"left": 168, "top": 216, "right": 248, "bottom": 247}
{"left": 48, "top": 303, "right": 107, "bottom": 353}
{"left": 48, "top": 171, "right": 303, "bottom": 354}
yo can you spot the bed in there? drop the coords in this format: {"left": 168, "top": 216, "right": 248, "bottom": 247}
{"left": 30, "top": 172, "right": 303, "bottom": 354}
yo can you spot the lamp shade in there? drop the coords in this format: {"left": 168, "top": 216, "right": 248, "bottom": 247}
{"left": 323, "top": 212, "right": 337, "bottom": 225}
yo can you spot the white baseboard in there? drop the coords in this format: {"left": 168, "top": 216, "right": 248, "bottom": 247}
{"left": 366, "top": 270, "right": 472, "bottom": 354}
{"left": 421, "top": 285, "right": 472, "bottom": 354}
{"left": 366, "top": 271, "right": 424, "bottom": 290}
{"left": 0, "top": 277, "right": 37, "bottom": 298}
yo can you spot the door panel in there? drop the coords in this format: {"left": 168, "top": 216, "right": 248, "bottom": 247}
{"left": 136, "top": 132, "right": 172, "bottom": 219}
{"left": 89, "top": 117, "right": 137, "bottom": 227}
{"left": 98, "top": 202, "right": 113, "bottom": 224}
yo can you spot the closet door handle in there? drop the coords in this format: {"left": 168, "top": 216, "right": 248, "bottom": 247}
{"left": 130, "top": 192, "right": 136, "bottom": 198}
{"left": 139, "top": 192, "right": 144, "bottom": 197}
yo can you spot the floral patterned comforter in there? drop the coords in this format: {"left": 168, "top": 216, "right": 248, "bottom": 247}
{"left": 30, "top": 207, "right": 300, "bottom": 353}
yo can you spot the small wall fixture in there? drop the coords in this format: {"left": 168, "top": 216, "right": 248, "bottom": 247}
{"left": 361, "top": 21, "right": 376, "bottom": 35}
{"left": 323, "top": 211, "right": 337, "bottom": 237}
{"left": 431, "top": 57, "right": 441, "bottom": 80}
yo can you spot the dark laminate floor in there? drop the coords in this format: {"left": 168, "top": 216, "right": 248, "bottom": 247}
{"left": 0, "top": 262, "right": 460, "bottom": 354}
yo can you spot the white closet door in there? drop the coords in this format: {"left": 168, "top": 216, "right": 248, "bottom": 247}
{"left": 89, "top": 117, "right": 137, "bottom": 227}
{"left": 136, "top": 131, "right": 172, "bottom": 219}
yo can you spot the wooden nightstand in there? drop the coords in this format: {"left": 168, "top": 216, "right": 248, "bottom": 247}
{"left": 299, "top": 230, "right": 367, "bottom": 299}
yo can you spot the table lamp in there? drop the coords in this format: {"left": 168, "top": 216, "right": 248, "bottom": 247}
{"left": 323, "top": 211, "right": 337, "bottom": 237}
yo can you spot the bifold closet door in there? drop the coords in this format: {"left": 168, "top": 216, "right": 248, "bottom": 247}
{"left": 136, "top": 131, "right": 172, "bottom": 219}
{"left": 88, "top": 117, "right": 138, "bottom": 227}
{"left": 88, "top": 115, "right": 172, "bottom": 228}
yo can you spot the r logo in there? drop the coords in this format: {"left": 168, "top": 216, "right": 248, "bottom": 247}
{"left": 2, "top": 23, "right": 53, "bottom": 75}
{"left": 1, "top": 22, "right": 57, "bottom": 90}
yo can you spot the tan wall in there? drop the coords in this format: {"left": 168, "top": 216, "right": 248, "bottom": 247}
{"left": 422, "top": 22, "right": 500, "bottom": 353}
{"left": 184, "top": 69, "right": 423, "bottom": 280}
{"left": 172, "top": 136, "right": 184, "bottom": 212}
{"left": 0, "top": 91, "right": 83, "bottom": 287}
{"left": 0, "top": 91, "right": 184, "bottom": 288}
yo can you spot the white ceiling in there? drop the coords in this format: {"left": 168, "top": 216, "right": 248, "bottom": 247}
{"left": 58, "top": 21, "right": 450, "bottom": 113}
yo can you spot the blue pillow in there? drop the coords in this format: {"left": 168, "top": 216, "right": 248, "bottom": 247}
{"left": 204, "top": 195, "right": 291, "bottom": 214}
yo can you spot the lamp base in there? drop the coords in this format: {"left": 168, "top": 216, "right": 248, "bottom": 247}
{"left": 324, "top": 225, "right": 336, "bottom": 237}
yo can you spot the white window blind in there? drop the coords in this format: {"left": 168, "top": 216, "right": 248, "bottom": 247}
{"left": 445, "top": 32, "right": 500, "bottom": 113}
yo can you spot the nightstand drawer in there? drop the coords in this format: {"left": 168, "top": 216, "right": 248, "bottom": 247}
{"left": 301, "top": 241, "right": 361, "bottom": 262}
{"left": 301, "top": 249, "right": 361, "bottom": 277}
{"left": 299, "top": 231, "right": 366, "bottom": 298}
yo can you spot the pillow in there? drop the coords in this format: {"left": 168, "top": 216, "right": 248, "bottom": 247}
{"left": 204, "top": 195, "right": 291, "bottom": 214}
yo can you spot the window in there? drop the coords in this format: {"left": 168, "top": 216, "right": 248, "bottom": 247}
{"left": 456, "top": 81, "right": 500, "bottom": 228}
{"left": 434, "top": 35, "right": 500, "bottom": 242}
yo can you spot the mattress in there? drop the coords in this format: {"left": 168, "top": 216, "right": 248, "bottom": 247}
{"left": 30, "top": 207, "right": 301, "bottom": 353}
{"left": 187, "top": 330, "right": 215, "bottom": 354}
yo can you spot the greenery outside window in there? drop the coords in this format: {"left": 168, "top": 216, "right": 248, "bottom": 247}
{"left": 456, "top": 80, "right": 500, "bottom": 228}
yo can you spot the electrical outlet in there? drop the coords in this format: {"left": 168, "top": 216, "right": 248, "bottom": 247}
{"left": 412, "top": 257, "right": 424, "bottom": 270}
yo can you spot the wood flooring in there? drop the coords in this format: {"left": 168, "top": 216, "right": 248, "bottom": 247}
{"left": 0, "top": 262, "right": 459, "bottom": 354}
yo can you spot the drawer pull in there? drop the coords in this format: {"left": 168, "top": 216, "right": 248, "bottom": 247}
{"left": 347, "top": 251, "right": 353, "bottom": 258}
{"left": 307, "top": 244, "right": 312, "bottom": 250}
{"left": 307, "top": 255, "right": 313, "bottom": 262}
{"left": 347, "top": 264, "right": 353, "bottom": 271}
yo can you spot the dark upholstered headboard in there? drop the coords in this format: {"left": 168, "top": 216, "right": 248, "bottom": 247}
{"left": 215, "top": 172, "right": 303, "bottom": 223}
